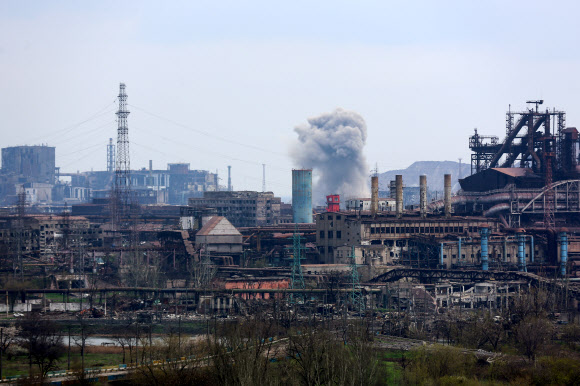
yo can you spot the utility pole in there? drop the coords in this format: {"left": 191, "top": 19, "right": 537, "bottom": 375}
{"left": 262, "top": 164, "right": 266, "bottom": 192}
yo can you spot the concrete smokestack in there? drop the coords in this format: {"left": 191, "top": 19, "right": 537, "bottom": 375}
{"left": 371, "top": 176, "right": 379, "bottom": 215}
{"left": 420, "top": 175, "right": 427, "bottom": 218}
{"left": 395, "top": 174, "right": 403, "bottom": 218}
{"left": 444, "top": 174, "right": 451, "bottom": 217}
{"left": 149, "top": 160, "right": 153, "bottom": 171}
{"left": 227, "top": 165, "right": 232, "bottom": 192}
{"left": 292, "top": 169, "right": 313, "bottom": 223}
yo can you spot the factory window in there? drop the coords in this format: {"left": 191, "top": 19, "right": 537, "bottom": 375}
{"left": 390, "top": 251, "right": 394, "bottom": 257}
{"left": 320, "top": 231, "right": 324, "bottom": 239}
{"left": 471, "top": 254, "right": 474, "bottom": 258}
{"left": 371, "top": 227, "right": 375, "bottom": 234}
{"left": 507, "top": 254, "right": 511, "bottom": 258}
{"left": 327, "top": 215, "right": 332, "bottom": 220}
{"left": 337, "top": 231, "right": 342, "bottom": 239}
{"left": 328, "top": 246, "right": 333, "bottom": 255}
{"left": 462, "top": 254, "right": 465, "bottom": 259}
{"left": 336, "top": 215, "right": 341, "bottom": 220}
{"left": 420, "top": 227, "right": 424, "bottom": 233}
{"left": 525, "top": 254, "right": 528, "bottom": 257}
{"left": 395, "top": 227, "right": 400, "bottom": 234}
{"left": 459, "top": 227, "right": 464, "bottom": 233}
{"left": 443, "top": 255, "right": 447, "bottom": 259}
{"left": 498, "top": 253, "right": 502, "bottom": 258}
{"left": 444, "top": 227, "right": 449, "bottom": 233}
{"left": 452, "top": 254, "right": 456, "bottom": 259}
{"left": 430, "top": 227, "right": 435, "bottom": 233}
{"left": 328, "top": 231, "right": 333, "bottom": 239}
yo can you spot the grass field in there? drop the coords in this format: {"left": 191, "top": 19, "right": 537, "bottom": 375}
{"left": 2, "top": 346, "right": 124, "bottom": 377}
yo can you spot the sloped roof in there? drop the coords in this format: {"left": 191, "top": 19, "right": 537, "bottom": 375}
{"left": 196, "top": 216, "right": 241, "bottom": 236}
{"left": 491, "top": 168, "right": 540, "bottom": 178}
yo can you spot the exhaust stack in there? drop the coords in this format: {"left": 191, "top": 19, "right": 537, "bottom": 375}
{"left": 395, "top": 175, "right": 403, "bottom": 218}
{"left": 371, "top": 176, "right": 379, "bottom": 215}
{"left": 444, "top": 174, "right": 451, "bottom": 217}
{"left": 420, "top": 175, "right": 427, "bottom": 218}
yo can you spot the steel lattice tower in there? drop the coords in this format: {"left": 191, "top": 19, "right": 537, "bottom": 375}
{"left": 543, "top": 136, "right": 556, "bottom": 229}
{"left": 289, "top": 225, "right": 306, "bottom": 303}
{"left": 112, "top": 83, "right": 131, "bottom": 226}
{"left": 349, "top": 245, "right": 365, "bottom": 313}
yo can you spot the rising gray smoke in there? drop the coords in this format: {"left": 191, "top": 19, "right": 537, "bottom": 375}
{"left": 291, "top": 108, "right": 370, "bottom": 204}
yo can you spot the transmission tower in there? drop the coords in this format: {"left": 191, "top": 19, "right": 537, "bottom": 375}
{"left": 349, "top": 245, "right": 364, "bottom": 313}
{"left": 107, "top": 138, "right": 115, "bottom": 173}
{"left": 111, "top": 83, "right": 132, "bottom": 229}
{"left": 289, "top": 225, "right": 306, "bottom": 303}
{"left": 543, "top": 137, "right": 556, "bottom": 229}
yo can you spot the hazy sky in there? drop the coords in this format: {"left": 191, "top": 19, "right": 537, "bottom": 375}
{"left": 1, "top": 1, "right": 580, "bottom": 196}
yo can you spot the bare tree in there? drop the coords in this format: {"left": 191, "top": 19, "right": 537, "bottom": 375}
{"left": 514, "top": 315, "right": 553, "bottom": 361}
{"left": 16, "top": 313, "right": 65, "bottom": 381}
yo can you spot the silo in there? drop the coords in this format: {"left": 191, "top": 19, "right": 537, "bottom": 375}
{"left": 292, "top": 169, "right": 313, "bottom": 223}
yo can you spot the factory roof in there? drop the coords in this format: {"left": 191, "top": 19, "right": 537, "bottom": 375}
{"left": 196, "top": 216, "right": 241, "bottom": 236}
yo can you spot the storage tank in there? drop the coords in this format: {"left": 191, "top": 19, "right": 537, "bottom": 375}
{"left": 292, "top": 169, "right": 313, "bottom": 223}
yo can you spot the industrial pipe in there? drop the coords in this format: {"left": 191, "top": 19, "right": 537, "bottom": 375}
{"left": 420, "top": 175, "right": 427, "bottom": 218}
{"left": 395, "top": 175, "right": 403, "bottom": 218}
{"left": 371, "top": 176, "right": 379, "bottom": 215}
{"left": 483, "top": 203, "right": 510, "bottom": 217}
{"left": 517, "top": 231, "right": 527, "bottom": 272}
{"left": 444, "top": 174, "right": 451, "bottom": 217}
{"left": 560, "top": 230, "right": 568, "bottom": 276}
{"left": 480, "top": 225, "right": 489, "bottom": 271}
{"left": 440, "top": 242, "right": 444, "bottom": 267}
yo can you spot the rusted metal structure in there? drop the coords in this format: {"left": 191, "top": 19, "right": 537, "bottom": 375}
{"left": 326, "top": 194, "right": 340, "bottom": 212}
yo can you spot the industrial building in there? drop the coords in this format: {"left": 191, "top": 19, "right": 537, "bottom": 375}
{"left": 0, "top": 146, "right": 56, "bottom": 205}
{"left": 1, "top": 145, "right": 55, "bottom": 184}
{"left": 188, "top": 190, "right": 281, "bottom": 227}
{"left": 455, "top": 102, "right": 580, "bottom": 228}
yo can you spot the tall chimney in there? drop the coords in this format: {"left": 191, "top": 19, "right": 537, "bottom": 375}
{"left": 420, "top": 175, "right": 427, "bottom": 218}
{"left": 371, "top": 176, "right": 379, "bottom": 215}
{"left": 444, "top": 174, "right": 451, "bottom": 217}
{"left": 149, "top": 160, "right": 153, "bottom": 172}
{"left": 227, "top": 165, "right": 232, "bottom": 192}
{"left": 395, "top": 175, "right": 403, "bottom": 218}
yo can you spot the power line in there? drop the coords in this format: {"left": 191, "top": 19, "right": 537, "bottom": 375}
{"left": 129, "top": 103, "right": 285, "bottom": 157}
{"left": 13, "top": 101, "right": 117, "bottom": 145}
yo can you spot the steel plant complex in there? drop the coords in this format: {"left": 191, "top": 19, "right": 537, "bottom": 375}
{"left": 0, "top": 89, "right": 579, "bottom": 383}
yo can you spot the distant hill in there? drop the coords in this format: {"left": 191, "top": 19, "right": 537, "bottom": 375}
{"left": 378, "top": 161, "right": 470, "bottom": 193}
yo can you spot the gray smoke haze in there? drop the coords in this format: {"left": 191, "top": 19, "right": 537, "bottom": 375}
{"left": 291, "top": 108, "right": 370, "bottom": 204}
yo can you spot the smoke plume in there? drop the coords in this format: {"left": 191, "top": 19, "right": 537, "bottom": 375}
{"left": 291, "top": 108, "right": 370, "bottom": 204}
